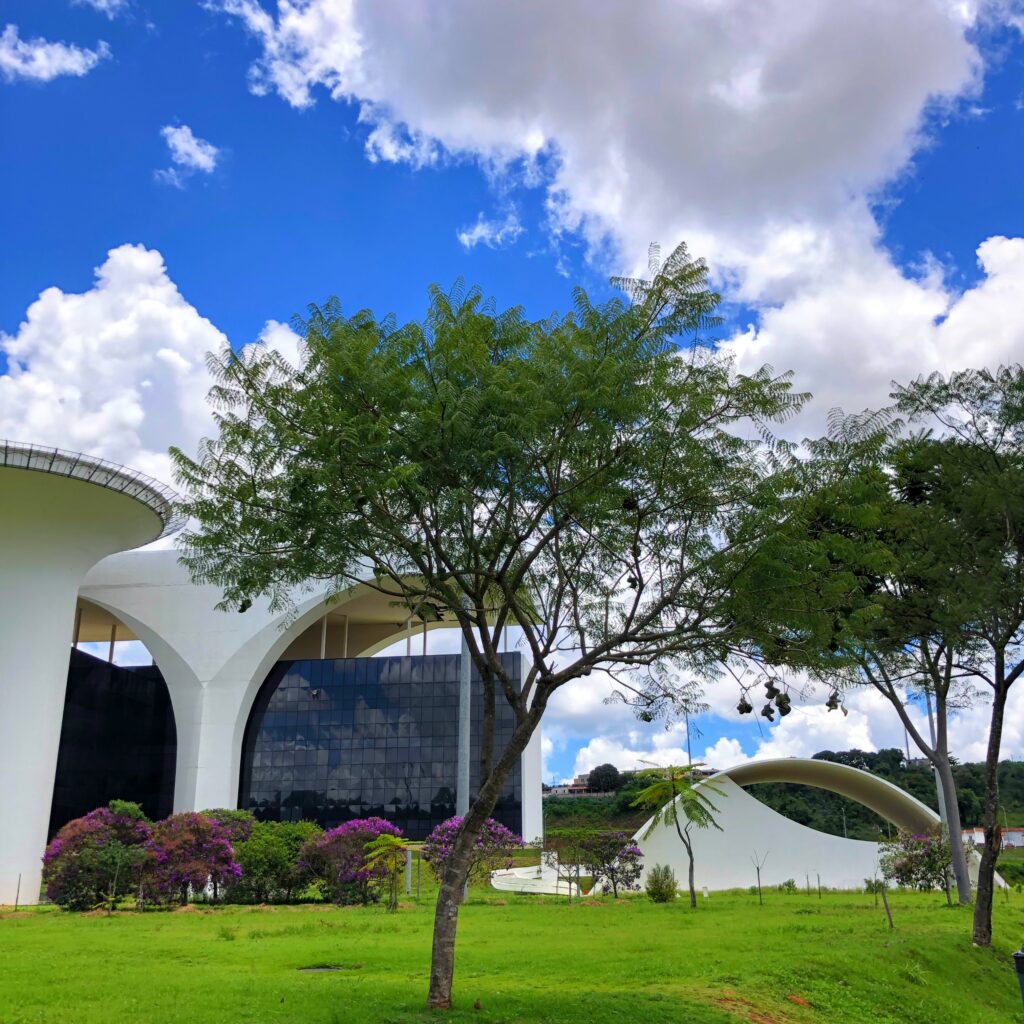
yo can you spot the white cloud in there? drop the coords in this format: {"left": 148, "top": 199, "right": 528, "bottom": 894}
{"left": 155, "top": 125, "right": 221, "bottom": 188}
{"left": 0, "top": 244, "right": 298, "bottom": 487}
{"left": 205, "top": 0, "right": 1024, "bottom": 433}
{"left": 0, "top": 23, "right": 109, "bottom": 82}
{"left": 457, "top": 209, "right": 523, "bottom": 251}
{"left": 72, "top": 0, "right": 131, "bottom": 18}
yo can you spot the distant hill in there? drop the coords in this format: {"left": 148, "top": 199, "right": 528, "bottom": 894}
{"left": 542, "top": 749, "right": 1024, "bottom": 843}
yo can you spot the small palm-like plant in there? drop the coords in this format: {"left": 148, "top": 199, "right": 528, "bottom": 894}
{"left": 632, "top": 764, "right": 722, "bottom": 908}
{"left": 364, "top": 833, "right": 409, "bottom": 913}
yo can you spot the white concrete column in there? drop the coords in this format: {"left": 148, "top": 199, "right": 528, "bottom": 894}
{"left": 0, "top": 466, "right": 165, "bottom": 905}
{"left": 172, "top": 684, "right": 250, "bottom": 812}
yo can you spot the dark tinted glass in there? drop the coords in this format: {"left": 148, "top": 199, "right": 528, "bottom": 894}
{"left": 49, "top": 648, "right": 177, "bottom": 836}
{"left": 240, "top": 653, "right": 523, "bottom": 839}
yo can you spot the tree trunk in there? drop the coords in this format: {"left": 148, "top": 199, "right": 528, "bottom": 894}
{"left": 972, "top": 681, "right": 1007, "bottom": 946}
{"left": 426, "top": 710, "right": 539, "bottom": 1009}
{"left": 687, "top": 845, "right": 696, "bottom": 909}
{"left": 934, "top": 757, "right": 971, "bottom": 905}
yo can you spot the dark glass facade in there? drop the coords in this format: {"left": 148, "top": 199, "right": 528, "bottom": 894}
{"left": 240, "top": 653, "right": 523, "bottom": 839}
{"left": 49, "top": 648, "right": 177, "bottom": 836}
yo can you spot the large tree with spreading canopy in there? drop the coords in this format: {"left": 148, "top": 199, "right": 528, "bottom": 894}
{"left": 171, "top": 243, "right": 805, "bottom": 1008}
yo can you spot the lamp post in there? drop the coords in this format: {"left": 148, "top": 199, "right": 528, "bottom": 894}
{"left": 1014, "top": 945, "right": 1024, "bottom": 1009}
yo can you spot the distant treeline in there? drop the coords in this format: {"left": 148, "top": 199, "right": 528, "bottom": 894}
{"left": 543, "top": 749, "right": 1024, "bottom": 842}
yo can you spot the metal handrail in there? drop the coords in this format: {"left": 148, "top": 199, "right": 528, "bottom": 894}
{"left": 0, "top": 439, "right": 184, "bottom": 540}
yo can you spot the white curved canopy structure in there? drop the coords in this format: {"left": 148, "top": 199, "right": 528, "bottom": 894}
{"left": 495, "top": 757, "right": 1002, "bottom": 896}
{"left": 0, "top": 442, "right": 181, "bottom": 906}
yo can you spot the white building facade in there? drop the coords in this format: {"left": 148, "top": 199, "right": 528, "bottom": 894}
{"left": 0, "top": 443, "right": 542, "bottom": 906}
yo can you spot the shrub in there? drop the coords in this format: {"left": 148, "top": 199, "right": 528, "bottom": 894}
{"left": 645, "top": 863, "right": 677, "bottom": 903}
{"left": 580, "top": 831, "right": 643, "bottom": 897}
{"left": 777, "top": 878, "right": 798, "bottom": 894}
{"left": 298, "top": 817, "right": 401, "bottom": 904}
{"left": 227, "top": 820, "right": 322, "bottom": 903}
{"left": 421, "top": 816, "right": 525, "bottom": 886}
{"left": 147, "top": 812, "right": 241, "bottom": 905}
{"left": 879, "top": 826, "right": 951, "bottom": 892}
{"left": 204, "top": 808, "right": 255, "bottom": 846}
{"left": 42, "top": 803, "right": 153, "bottom": 911}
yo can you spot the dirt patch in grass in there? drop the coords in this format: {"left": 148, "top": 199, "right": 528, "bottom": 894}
{"left": 715, "top": 989, "right": 791, "bottom": 1024}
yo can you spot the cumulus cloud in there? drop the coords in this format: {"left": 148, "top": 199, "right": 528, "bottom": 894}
{"left": 204, "top": 1, "right": 1024, "bottom": 430}
{"left": 0, "top": 244, "right": 300, "bottom": 487}
{"left": 0, "top": 23, "right": 109, "bottom": 82}
{"left": 155, "top": 124, "right": 221, "bottom": 188}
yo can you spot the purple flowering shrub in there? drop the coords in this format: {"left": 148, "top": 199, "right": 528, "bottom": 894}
{"left": 579, "top": 831, "right": 643, "bottom": 897}
{"left": 421, "top": 816, "right": 525, "bottom": 885}
{"left": 879, "top": 825, "right": 951, "bottom": 893}
{"left": 298, "top": 817, "right": 402, "bottom": 904}
{"left": 147, "top": 812, "right": 241, "bottom": 906}
{"left": 42, "top": 803, "right": 153, "bottom": 911}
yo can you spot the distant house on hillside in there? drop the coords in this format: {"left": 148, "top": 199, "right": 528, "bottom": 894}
{"left": 962, "top": 826, "right": 1024, "bottom": 848}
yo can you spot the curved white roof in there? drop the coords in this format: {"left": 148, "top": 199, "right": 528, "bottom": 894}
{"left": 0, "top": 440, "right": 183, "bottom": 541}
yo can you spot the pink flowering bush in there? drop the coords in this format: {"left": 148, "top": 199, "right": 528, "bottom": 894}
{"left": 421, "top": 816, "right": 525, "bottom": 885}
{"left": 879, "top": 825, "right": 951, "bottom": 894}
{"left": 298, "top": 817, "right": 402, "bottom": 905}
{"left": 147, "top": 812, "right": 241, "bottom": 906}
{"left": 42, "top": 802, "right": 153, "bottom": 911}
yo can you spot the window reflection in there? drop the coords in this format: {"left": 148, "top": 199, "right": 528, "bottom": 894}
{"left": 239, "top": 653, "right": 523, "bottom": 839}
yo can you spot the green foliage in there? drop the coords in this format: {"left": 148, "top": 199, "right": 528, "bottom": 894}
{"left": 587, "top": 764, "right": 623, "bottom": 793}
{"left": 879, "top": 827, "right": 952, "bottom": 894}
{"left": 631, "top": 764, "right": 722, "bottom": 839}
{"left": 204, "top": 808, "right": 256, "bottom": 846}
{"left": 364, "top": 833, "right": 409, "bottom": 913}
{"left": 645, "top": 863, "right": 678, "bottom": 903}
{"left": 777, "top": 878, "right": 798, "bottom": 894}
{"left": 106, "top": 800, "right": 148, "bottom": 822}
{"left": 227, "top": 820, "right": 322, "bottom": 904}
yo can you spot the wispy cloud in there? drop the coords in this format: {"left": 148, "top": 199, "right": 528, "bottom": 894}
{"left": 154, "top": 124, "right": 221, "bottom": 189}
{"left": 457, "top": 209, "right": 523, "bottom": 251}
{"left": 72, "top": 0, "right": 131, "bottom": 19}
{"left": 0, "top": 24, "right": 109, "bottom": 83}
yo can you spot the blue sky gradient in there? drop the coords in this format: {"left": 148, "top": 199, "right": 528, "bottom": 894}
{"left": 5, "top": 1, "right": 1024, "bottom": 781}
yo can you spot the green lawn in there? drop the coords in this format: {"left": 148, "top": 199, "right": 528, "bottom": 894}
{"left": 2, "top": 888, "right": 1023, "bottom": 1024}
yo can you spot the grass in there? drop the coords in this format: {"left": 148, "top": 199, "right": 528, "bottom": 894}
{"left": 2, "top": 887, "right": 1023, "bottom": 1024}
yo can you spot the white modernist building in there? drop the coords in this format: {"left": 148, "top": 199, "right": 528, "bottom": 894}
{"left": 493, "top": 757, "right": 1006, "bottom": 895}
{"left": 0, "top": 441, "right": 542, "bottom": 906}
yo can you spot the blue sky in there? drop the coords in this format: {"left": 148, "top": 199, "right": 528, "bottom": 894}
{"left": 5, "top": 1, "right": 1024, "bottom": 781}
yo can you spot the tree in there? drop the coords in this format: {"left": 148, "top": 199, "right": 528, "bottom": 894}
{"left": 171, "top": 242, "right": 804, "bottom": 1007}
{"left": 632, "top": 764, "right": 721, "bottom": 907}
{"left": 42, "top": 803, "right": 152, "bottom": 911}
{"left": 297, "top": 817, "right": 402, "bottom": 905}
{"left": 722, "top": 408, "right": 979, "bottom": 903}
{"left": 421, "top": 816, "right": 524, "bottom": 887}
{"left": 892, "top": 367, "right": 1024, "bottom": 944}
{"left": 229, "top": 820, "right": 322, "bottom": 903}
{"left": 147, "top": 812, "right": 241, "bottom": 906}
{"left": 364, "top": 833, "right": 410, "bottom": 913}
{"left": 739, "top": 369, "right": 1024, "bottom": 937}
{"left": 580, "top": 831, "right": 643, "bottom": 897}
{"left": 542, "top": 828, "right": 591, "bottom": 901}
{"left": 587, "top": 764, "right": 623, "bottom": 793}
{"left": 880, "top": 826, "right": 952, "bottom": 901}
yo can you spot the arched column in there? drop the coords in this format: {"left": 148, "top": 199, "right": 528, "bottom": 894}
{"left": 0, "top": 456, "right": 172, "bottom": 906}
